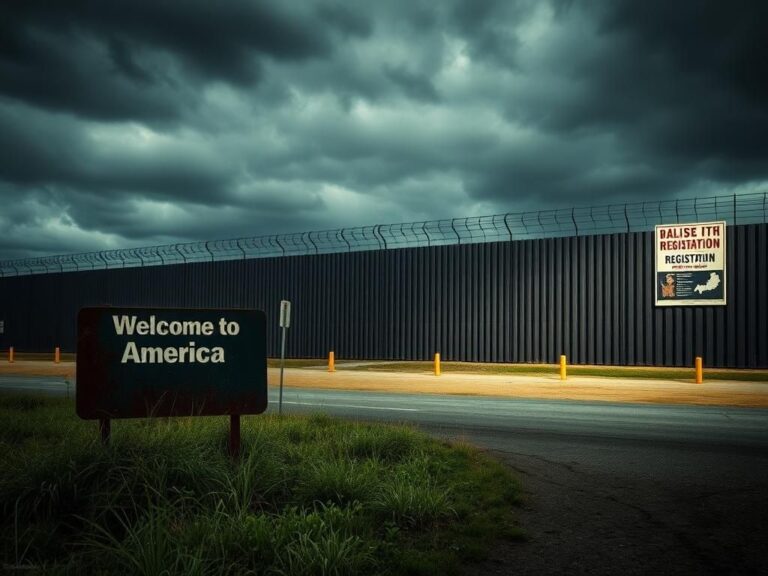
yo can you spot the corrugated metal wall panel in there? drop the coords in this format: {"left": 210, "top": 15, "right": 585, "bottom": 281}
{"left": 0, "top": 224, "right": 766, "bottom": 368}
{"left": 757, "top": 225, "right": 768, "bottom": 366}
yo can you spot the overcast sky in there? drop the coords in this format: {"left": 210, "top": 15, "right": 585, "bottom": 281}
{"left": 1, "top": 1, "right": 766, "bottom": 259}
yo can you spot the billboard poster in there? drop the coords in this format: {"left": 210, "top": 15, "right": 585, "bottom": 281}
{"left": 77, "top": 307, "right": 267, "bottom": 419}
{"left": 655, "top": 221, "right": 726, "bottom": 306}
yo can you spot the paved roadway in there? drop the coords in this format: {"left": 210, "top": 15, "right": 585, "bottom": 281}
{"left": 2, "top": 375, "right": 767, "bottom": 575}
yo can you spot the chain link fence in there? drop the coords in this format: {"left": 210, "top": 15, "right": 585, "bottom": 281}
{"left": 1, "top": 191, "right": 766, "bottom": 277}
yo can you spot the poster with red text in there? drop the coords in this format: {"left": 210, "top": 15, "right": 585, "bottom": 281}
{"left": 655, "top": 221, "right": 726, "bottom": 306}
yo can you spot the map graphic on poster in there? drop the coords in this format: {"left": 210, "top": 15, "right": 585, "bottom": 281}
{"left": 655, "top": 221, "right": 726, "bottom": 306}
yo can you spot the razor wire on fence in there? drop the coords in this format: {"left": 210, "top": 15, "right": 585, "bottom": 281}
{"left": 1, "top": 191, "right": 766, "bottom": 277}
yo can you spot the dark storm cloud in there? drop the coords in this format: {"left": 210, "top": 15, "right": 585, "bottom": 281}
{"left": 0, "top": 102, "right": 233, "bottom": 199}
{"left": 558, "top": 3, "right": 768, "bottom": 161}
{"left": 449, "top": 0, "right": 527, "bottom": 66}
{"left": 0, "top": 25, "right": 181, "bottom": 121}
{"left": 385, "top": 66, "right": 440, "bottom": 102}
{"left": 0, "top": 0, "right": 366, "bottom": 120}
{"left": 454, "top": 0, "right": 768, "bottom": 204}
{"left": 584, "top": 2, "right": 767, "bottom": 165}
{"left": 0, "top": 0, "right": 766, "bottom": 259}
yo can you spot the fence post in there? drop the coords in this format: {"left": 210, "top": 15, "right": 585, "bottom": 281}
{"left": 434, "top": 353, "right": 441, "bottom": 376}
{"left": 560, "top": 355, "right": 567, "bottom": 380}
{"left": 695, "top": 357, "right": 703, "bottom": 384}
{"left": 229, "top": 415, "right": 240, "bottom": 458}
{"left": 328, "top": 351, "right": 335, "bottom": 372}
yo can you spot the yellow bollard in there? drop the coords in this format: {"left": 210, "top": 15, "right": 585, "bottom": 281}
{"left": 560, "top": 355, "right": 567, "bottom": 380}
{"left": 695, "top": 356, "right": 703, "bottom": 384}
{"left": 434, "top": 353, "right": 441, "bottom": 376}
{"left": 8, "top": 346, "right": 14, "bottom": 363}
{"left": 328, "top": 351, "right": 335, "bottom": 372}
{"left": 55, "top": 347, "right": 60, "bottom": 364}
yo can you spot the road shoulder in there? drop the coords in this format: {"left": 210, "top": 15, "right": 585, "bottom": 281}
{"left": 1, "top": 361, "right": 768, "bottom": 408}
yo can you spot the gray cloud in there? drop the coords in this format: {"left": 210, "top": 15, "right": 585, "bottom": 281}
{"left": 0, "top": 0, "right": 766, "bottom": 259}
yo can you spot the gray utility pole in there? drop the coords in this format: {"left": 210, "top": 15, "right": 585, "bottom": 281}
{"left": 278, "top": 300, "right": 291, "bottom": 415}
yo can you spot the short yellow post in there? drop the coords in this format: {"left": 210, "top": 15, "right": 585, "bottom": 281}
{"left": 55, "top": 347, "right": 60, "bottom": 364}
{"left": 8, "top": 347, "right": 14, "bottom": 363}
{"left": 560, "top": 355, "right": 567, "bottom": 380}
{"left": 434, "top": 353, "right": 441, "bottom": 376}
{"left": 695, "top": 356, "right": 703, "bottom": 384}
{"left": 328, "top": 351, "right": 335, "bottom": 372}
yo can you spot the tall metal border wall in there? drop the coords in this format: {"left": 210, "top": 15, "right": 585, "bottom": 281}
{"left": 0, "top": 223, "right": 766, "bottom": 368}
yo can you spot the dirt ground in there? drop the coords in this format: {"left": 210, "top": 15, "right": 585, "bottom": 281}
{"left": 0, "top": 361, "right": 76, "bottom": 378}
{"left": 2, "top": 360, "right": 768, "bottom": 408}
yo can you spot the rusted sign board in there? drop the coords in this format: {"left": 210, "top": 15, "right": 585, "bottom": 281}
{"left": 77, "top": 307, "right": 267, "bottom": 420}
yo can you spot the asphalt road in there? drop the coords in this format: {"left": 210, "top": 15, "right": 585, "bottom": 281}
{"left": 2, "top": 375, "right": 767, "bottom": 575}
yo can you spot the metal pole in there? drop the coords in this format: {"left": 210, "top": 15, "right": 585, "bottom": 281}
{"left": 279, "top": 325, "right": 286, "bottom": 415}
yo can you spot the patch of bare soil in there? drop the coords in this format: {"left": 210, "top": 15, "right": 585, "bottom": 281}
{"left": 269, "top": 368, "right": 768, "bottom": 408}
{"left": 0, "top": 360, "right": 75, "bottom": 378}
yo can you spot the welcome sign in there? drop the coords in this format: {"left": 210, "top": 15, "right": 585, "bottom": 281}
{"left": 77, "top": 307, "right": 267, "bottom": 419}
{"left": 655, "top": 221, "right": 726, "bottom": 306}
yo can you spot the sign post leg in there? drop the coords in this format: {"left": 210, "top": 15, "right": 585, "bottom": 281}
{"left": 229, "top": 414, "right": 241, "bottom": 458}
{"left": 99, "top": 418, "right": 110, "bottom": 446}
{"left": 279, "top": 326, "right": 286, "bottom": 415}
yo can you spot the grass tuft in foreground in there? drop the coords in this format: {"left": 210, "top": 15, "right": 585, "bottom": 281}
{"left": 0, "top": 394, "right": 522, "bottom": 575}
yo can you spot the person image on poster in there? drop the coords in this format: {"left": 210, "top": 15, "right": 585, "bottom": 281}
{"left": 661, "top": 273, "right": 676, "bottom": 298}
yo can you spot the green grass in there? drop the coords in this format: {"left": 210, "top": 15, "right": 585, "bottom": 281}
{"left": 351, "top": 361, "right": 768, "bottom": 382}
{"left": 0, "top": 394, "right": 522, "bottom": 575}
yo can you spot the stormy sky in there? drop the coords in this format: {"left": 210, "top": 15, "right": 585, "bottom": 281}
{"left": 1, "top": 1, "right": 766, "bottom": 259}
